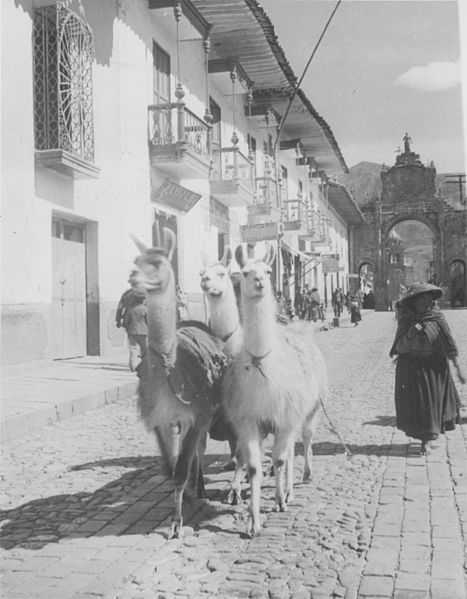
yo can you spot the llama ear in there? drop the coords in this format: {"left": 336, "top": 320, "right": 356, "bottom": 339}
{"left": 130, "top": 234, "right": 148, "bottom": 254}
{"left": 220, "top": 246, "right": 232, "bottom": 268}
{"left": 162, "top": 228, "right": 176, "bottom": 261}
{"left": 263, "top": 243, "right": 276, "bottom": 266}
{"left": 235, "top": 245, "right": 247, "bottom": 268}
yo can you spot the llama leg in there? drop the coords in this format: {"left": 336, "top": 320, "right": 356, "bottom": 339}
{"left": 302, "top": 421, "right": 313, "bottom": 483}
{"left": 302, "top": 406, "right": 320, "bottom": 483}
{"left": 227, "top": 454, "right": 245, "bottom": 506}
{"left": 155, "top": 426, "right": 178, "bottom": 476}
{"left": 272, "top": 431, "right": 294, "bottom": 512}
{"left": 168, "top": 427, "right": 204, "bottom": 540}
{"left": 238, "top": 430, "right": 262, "bottom": 536}
{"left": 285, "top": 441, "right": 295, "bottom": 503}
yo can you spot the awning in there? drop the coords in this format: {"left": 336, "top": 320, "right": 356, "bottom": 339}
{"left": 327, "top": 182, "right": 364, "bottom": 225}
{"left": 281, "top": 239, "right": 312, "bottom": 262}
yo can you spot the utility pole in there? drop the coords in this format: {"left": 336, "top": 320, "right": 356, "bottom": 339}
{"left": 444, "top": 174, "right": 466, "bottom": 205}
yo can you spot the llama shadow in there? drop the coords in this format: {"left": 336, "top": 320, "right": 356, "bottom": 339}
{"left": 0, "top": 453, "right": 233, "bottom": 551}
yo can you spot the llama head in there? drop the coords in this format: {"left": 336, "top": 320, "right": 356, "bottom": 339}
{"left": 199, "top": 247, "right": 233, "bottom": 298}
{"left": 235, "top": 243, "right": 276, "bottom": 299}
{"left": 132, "top": 228, "right": 176, "bottom": 293}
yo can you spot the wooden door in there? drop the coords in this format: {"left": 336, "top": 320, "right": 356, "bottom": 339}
{"left": 51, "top": 217, "right": 87, "bottom": 359}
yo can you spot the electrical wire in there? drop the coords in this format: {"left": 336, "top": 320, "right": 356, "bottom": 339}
{"left": 273, "top": 0, "right": 343, "bottom": 156}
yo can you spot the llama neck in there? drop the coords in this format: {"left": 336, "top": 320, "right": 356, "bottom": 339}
{"left": 208, "top": 285, "right": 240, "bottom": 341}
{"left": 146, "top": 284, "right": 177, "bottom": 361}
{"left": 242, "top": 293, "right": 276, "bottom": 356}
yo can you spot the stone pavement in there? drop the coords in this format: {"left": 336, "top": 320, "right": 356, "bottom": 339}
{"left": 1, "top": 353, "right": 137, "bottom": 443}
{"left": 1, "top": 311, "right": 466, "bottom": 598}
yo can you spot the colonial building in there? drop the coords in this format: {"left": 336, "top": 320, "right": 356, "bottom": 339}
{"left": 2, "top": 0, "right": 360, "bottom": 366}
{"left": 351, "top": 136, "right": 467, "bottom": 310}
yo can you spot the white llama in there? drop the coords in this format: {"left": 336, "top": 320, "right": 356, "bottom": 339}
{"left": 223, "top": 243, "right": 327, "bottom": 536}
{"left": 200, "top": 247, "right": 248, "bottom": 504}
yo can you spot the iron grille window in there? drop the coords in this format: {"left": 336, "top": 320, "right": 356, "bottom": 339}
{"left": 33, "top": 5, "right": 95, "bottom": 163}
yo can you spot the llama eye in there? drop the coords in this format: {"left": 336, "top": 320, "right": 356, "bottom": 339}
{"left": 266, "top": 269, "right": 272, "bottom": 275}
{"left": 219, "top": 272, "right": 225, "bottom": 278}
{"left": 242, "top": 271, "right": 249, "bottom": 278}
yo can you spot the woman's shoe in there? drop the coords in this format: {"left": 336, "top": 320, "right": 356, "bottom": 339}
{"left": 421, "top": 441, "right": 432, "bottom": 455}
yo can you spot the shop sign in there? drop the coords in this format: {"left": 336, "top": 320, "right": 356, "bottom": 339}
{"left": 321, "top": 253, "right": 340, "bottom": 273}
{"left": 155, "top": 178, "right": 201, "bottom": 212}
{"left": 241, "top": 221, "right": 282, "bottom": 242}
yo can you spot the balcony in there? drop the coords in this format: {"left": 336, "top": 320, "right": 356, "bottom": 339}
{"left": 148, "top": 102, "right": 211, "bottom": 179}
{"left": 283, "top": 199, "right": 308, "bottom": 234}
{"left": 210, "top": 147, "right": 255, "bottom": 207}
{"left": 247, "top": 173, "right": 281, "bottom": 225}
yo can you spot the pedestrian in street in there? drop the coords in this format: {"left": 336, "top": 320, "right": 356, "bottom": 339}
{"left": 332, "top": 287, "right": 342, "bottom": 318}
{"left": 349, "top": 293, "right": 362, "bottom": 326}
{"left": 294, "top": 287, "right": 304, "bottom": 320}
{"left": 116, "top": 270, "right": 148, "bottom": 372}
{"left": 309, "top": 287, "right": 321, "bottom": 322}
{"left": 390, "top": 282, "right": 465, "bottom": 455}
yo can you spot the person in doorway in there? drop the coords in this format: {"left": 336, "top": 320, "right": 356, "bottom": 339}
{"left": 390, "top": 282, "right": 465, "bottom": 455}
{"left": 116, "top": 270, "right": 148, "bottom": 371}
{"left": 176, "top": 285, "right": 188, "bottom": 322}
{"left": 294, "top": 287, "right": 304, "bottom": 320}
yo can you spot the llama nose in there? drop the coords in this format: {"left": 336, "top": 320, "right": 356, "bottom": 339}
{"left": 255, "top": 277, "right": 264, "bottom": 289}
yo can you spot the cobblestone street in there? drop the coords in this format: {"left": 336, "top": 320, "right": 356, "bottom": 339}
{"left": 1, "top": 311, "right": 466, "bottom": 599}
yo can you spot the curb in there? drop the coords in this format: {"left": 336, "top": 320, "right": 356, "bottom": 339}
{"left": 1, "top": 381, "right": 138, "bottom": 444}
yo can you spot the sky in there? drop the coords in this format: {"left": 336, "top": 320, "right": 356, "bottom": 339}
{"left": 260, "top": 0, "right": 466, "bottom": 173}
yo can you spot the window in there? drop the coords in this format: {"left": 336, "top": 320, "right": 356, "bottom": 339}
{"left": 153, "top": 42, "right": 171, "bottom": 103}
{"left": 33, "top": 6, "right": 95, "bottom": 165}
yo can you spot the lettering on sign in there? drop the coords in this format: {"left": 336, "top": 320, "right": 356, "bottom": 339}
{"left": 321, "top": 253, "right": 341, "bottom": 273}
{"left": 241, "top": 222, "right": 281, "bottom": 242}
{"left": 155, "top": 178, "right": 201, "bottom": 212}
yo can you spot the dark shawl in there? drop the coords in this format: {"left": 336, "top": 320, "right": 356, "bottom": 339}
{"left": 390, "top": 306, "right": 458, "bottom": 359}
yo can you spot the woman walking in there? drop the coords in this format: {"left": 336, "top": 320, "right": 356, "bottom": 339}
{"left": 390, "top": 282, "right": 465, "bottom": 455}
{"left": 349, "top": 293, "right": 362, "bottom": 326}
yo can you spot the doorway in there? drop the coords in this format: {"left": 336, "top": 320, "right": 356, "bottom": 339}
{"left": 51, "top": 216, "right": 87, "bottom": 359}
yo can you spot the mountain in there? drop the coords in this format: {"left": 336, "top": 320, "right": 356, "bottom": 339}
{"left": 337, "top": 161, "right": 383, "bottom": 207}
{"left": 338, "top": 161, "right": 465, "bottom": 209}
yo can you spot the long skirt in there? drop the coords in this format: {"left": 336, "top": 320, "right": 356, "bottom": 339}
{"left": 394, "top": 353, "right": 461, "bottom": 442}
{"left": 350, "top": 307, "right": 361, "bottom": 324}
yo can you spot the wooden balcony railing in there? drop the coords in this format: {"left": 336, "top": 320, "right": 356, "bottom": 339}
{"left": 211, "top": 147, "right": 254, "bottom": 186}
{"left": 148, "top": 102, "right": 210, "bottom": 159}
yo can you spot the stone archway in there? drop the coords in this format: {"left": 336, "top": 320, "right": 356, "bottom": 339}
{"left": 351, "top": 139, "right": 466, "bottom": 311}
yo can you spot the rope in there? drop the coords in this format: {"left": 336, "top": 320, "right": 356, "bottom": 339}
{"left": 319, "top": 395, "right": 352, "bottom": 457}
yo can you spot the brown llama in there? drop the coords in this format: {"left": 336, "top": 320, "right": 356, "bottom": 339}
{"left": 223, "top": 243, "right": 327, "bottom": 536}
{"left": 133, "top": 228, "right": 226, "bottom": 539}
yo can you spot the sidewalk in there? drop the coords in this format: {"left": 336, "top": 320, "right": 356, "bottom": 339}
{"left": 1, "top": 312, "right": 350, "bottom": 445}
{"left": 1, "top": 353, "right": 137, "bottom": 444}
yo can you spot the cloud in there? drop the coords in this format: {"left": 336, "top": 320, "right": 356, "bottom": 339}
{"left": 395, "top": 61, "right": 461, "bottom": 92}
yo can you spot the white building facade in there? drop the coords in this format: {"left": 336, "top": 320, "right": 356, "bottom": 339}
{"left": 1, "top": 0, "right": 361, "bottom": 366}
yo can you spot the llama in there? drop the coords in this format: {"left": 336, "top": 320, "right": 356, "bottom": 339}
{"left": 223, "top": 243, "right": 327, "bottom": 536}
{"left": 133, "top": 228, "right": 226, "bottom": 539}
{"left": 199, "top": 247, "right": 246, "bottom": 504}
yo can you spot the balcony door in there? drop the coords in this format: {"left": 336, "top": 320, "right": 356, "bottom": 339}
{"left": 210, "top": 98, "right": 221, "bottom": 177}
{"left": 153, "top": 42, "right": 170, "bottom": 103}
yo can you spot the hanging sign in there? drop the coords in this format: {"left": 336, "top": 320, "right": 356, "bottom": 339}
{"left": 321, "top": 253, "right": 341, "bottom": 273}
{"left": 154, "top": 178, "right": 201, "bottom": 212}
{"left": 241, "top": 221, "right": 281, "bottom": 242}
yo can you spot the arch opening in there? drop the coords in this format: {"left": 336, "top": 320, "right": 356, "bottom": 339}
{"left": 386, "top": 219, "right": 435, "bottom": 305}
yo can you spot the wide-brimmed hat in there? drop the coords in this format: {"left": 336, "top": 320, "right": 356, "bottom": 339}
{"left": 399, "top": 282, "right": 442, "bottom": 306}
